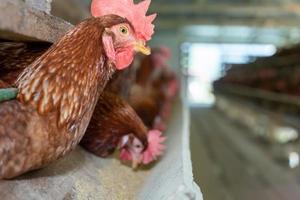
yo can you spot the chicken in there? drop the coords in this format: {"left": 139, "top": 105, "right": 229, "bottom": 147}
{"left": 104, "top": 66, "right": 137, "bottom": 99}
{"left": 129, "top": 84, "right": 162, "bottom": 127}
{"left": 129, "top": 48, "right": 171, "bottom": 128}
{"left": 80, "top": 91, "right": 165, "bottom": 168}
{"left": 153, "top": 71, "right": 179, "bottom": 129}
{"left": 0, "top": 0, "right": 156, "bottom": 179}
{"left": 129, "top": 47, "right": 179, "bottom": 131}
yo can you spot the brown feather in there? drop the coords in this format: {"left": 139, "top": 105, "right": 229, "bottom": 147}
{"left": 129, "top": 84, "right": 162, "bottom": 127}
{"left": 80, "top": 91, "right": 148, "bottom": 157}
{"left": 16, "top": 16, "right": 126, "bottom": 128}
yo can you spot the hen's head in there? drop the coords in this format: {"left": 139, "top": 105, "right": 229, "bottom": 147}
{"left": 119, "top": 130, "right": 166, "bottom": 168}
{"left": 92, "top": 0, "right": 156, "bottom": 70}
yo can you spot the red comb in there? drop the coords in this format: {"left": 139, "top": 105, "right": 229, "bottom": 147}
{"left": 142, "top": 130, "right": 166, "bottom": 164}
{"left": 91, "top": 0, "right": 156, "bottom": 41}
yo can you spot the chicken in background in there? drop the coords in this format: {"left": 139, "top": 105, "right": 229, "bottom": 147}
{"left": 80, "top": 91, "right": 165, "bottom": 168}
{"left": 128, "top": 47, "right": 170, "bottom": 128}
{"left": 104, "top": 65, "right": 138, "bottom": 99}
{"left": 153, "top": 68, "right": 180, "bottom": 131}
{"left": 0, "top": 0, "right": 155, "bottom": 178}
{"left": 129, "top": 46, "right": 180, "bottom": 131}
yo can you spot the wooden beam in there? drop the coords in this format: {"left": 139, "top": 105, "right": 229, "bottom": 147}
{"left": 0, "top": 0, "right": 73, "bottom": 42}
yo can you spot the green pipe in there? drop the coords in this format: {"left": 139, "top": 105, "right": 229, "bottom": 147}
{"left": 0, "top": 88, "right": 18, "bottom": 102}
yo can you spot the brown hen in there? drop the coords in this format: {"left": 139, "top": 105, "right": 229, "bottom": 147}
{"left": 0, "top": 0, "right": 157, "bottom": 178}
{"left": 0, "top": 15, "right": 153, "bottom": 178}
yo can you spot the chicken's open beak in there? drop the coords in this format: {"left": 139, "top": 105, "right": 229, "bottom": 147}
{"left": 134, "top": 41, "right": 151, "bottom": 55}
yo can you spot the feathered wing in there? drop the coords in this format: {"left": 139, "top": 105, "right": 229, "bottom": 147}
{"left": 81, "top": 91, "right": 148, "bottom": 157}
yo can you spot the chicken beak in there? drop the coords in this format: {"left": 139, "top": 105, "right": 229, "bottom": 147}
{"left": 134, "top": 41, "right": 151, "bottom": 55}
{"left": 131, "top": 154, "right": 142, "bottom": 169}
{"left": 132, "top": 159, "right": 139, "bottom": 169}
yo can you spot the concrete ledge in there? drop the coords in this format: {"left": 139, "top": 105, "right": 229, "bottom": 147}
{"left": 0, "top": 0, "right": 73, "bottom": 42}
{"left": 24, "top": 0, "right": 52, "bottom": 14}
{"left": 137, "top": 100, "right": 203, "bottom": 200}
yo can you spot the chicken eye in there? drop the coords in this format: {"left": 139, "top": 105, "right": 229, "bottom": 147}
{"left": 119, "top": 26, "right": 129, "bottom": 35}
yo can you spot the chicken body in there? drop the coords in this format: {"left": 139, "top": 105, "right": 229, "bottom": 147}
{"left": 0, "top": 16, "right": 128, "bottom": 179}
{"left": 80, "top": 91, "right": 148, "bottom": 157}
{"left": 105, "top": 66, "right": 137, "bottom": 100}
{"left": 129, "top": 55, "right": 166, "bottom": 128}
{"left": 129, "top": 84, "right": 162, "bottom": 127}
{"left": 129, "top": 51, "right": 179, "bottom": 130}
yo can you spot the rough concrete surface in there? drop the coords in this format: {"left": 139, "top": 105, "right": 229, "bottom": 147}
{"left": 24, "top": 0, "right": 52, "bottom": 14}
{"left": 0, "top": 147, "right": 149, "bottom": 200}
{"left": 137, "top": 100, "right": 202, "bottom": 200}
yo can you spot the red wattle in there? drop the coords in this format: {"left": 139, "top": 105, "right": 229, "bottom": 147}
{"left": 115, "top": 50, "right": 134, "bottom": 70}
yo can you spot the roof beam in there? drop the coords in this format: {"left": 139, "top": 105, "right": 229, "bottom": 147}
{"left": 151, "top": 3, "right": 300, "bottom": 29}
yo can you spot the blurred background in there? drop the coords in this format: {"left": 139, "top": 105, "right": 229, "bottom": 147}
{"left": 149, "top": 1, "right": 300, "bottom": 200}
{"left": 6, "top": 0, "right": 300, "bottom": 199}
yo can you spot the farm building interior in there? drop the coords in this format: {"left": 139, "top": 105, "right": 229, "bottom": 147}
{"left": 1, "top": 0, "right": 300, "bottom": 200}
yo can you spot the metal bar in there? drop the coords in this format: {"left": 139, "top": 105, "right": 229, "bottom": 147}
{"left": 214, "top": 84, "right": 300, "bottom": 107}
